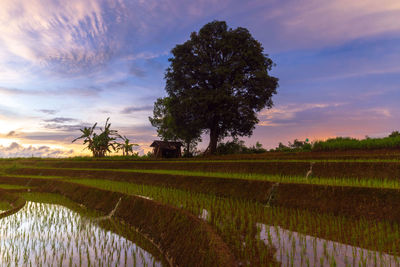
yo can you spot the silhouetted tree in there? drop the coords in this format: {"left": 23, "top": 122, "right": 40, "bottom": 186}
{"left": 389, "top": 131, "right": 400, "bottom": 138}
{"left": 72, "top": 123, "right": 97, "bottom": 157}
{"left": 117, "top": 135, "right": 138, "bottom": 156}
{"left": 73, "top": 118, "right": 119, "bottom": 157}
{"left": 149, "top": 97, "right": 202, "bottom": 156}
{"left": 161, "top": 20, "right": 278, "bottom": 154}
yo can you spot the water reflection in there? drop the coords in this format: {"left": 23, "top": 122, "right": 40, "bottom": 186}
{"left": 0, "top": 202, "right": 165, "bottom": 266}
{"left": 199, "top": 209, "right": 209, "bottom": 221}
{"left": 258, "top": 223, "right": 400, "bottom": 266}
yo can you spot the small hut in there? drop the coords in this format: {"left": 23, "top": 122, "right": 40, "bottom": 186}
{"left": 150, "top": 141, "right": 182, "bottom": 158}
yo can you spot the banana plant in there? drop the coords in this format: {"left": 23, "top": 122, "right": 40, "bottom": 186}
{"left": 116, "top": 135, "right": 138, "bottom": 156}
{"left": 72, "top": 118, "right": 120, "bottom": 157}
{"left": 72, "top": 123, "right": 97, "bottom": 156}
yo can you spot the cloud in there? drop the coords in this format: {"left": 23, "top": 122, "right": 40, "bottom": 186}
{"left": 249, "top": 0, "right": 400, "bottom": 51}
{"left": 121, "top": 105, "right": 153, "bottom": 114}
{"left": 63, "top": 86, "right": 103, "bottom": 97}
{"left": 0, "top": 0, "right": 127, "bottom": 74}
{"left": 258, "top": 103, "right": 345, "bottom": 126}
{"left": 37, "top": 109, "right": 59, "bottom": 115}
{"left": 146, "top": 58, "right": 164, "bottom": 71}
{"left": 21, "top": 134, "right": 76, "bottom": 143}
{"left": 42, "top": 123, "right": 91, "bottom": 132}
{"left": 6, "top": 131, "right": 16, "bottom": 137}
{"left": 129, "top": 65, "right": 146, "bottom": 78}
{"left": 124, "top": 51, "right": 167, "bottom": 61}
{"left": 0, "top": 87, "right": 31, "bottom": 95}
{"left": 0, "top": 86, "right": 102, "bottom": 97}
{"left": 369, "top": 108, "right": 392, "bottom": 118}
{"left": 106, "top": 80, "right": 129, "bottom": 88}
{"left": 111, "top": 0, "right": 400, "bottom": 52}
{"left": 0, "top": 142, "right": 74, "bottom": 158}
{"left": 0, "top": 0, "right": 398, "bottom": 77}
{"left": 44, "top": 117, "right": 77, "bottom": 123}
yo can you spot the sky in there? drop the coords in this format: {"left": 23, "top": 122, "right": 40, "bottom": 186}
{"left": 0, "top": 0, "right": 399, "bottom": 157}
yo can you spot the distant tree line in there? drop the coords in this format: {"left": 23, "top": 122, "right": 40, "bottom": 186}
{"left": 216, "top": 138, "right": 267, "bottom": 155}
{"left": 272, "top": 131, "right": 400, "bottom": 152}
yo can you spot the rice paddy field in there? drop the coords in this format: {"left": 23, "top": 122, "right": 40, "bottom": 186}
{"left": 0, "top": 149, "right": 400, "bottom": 266}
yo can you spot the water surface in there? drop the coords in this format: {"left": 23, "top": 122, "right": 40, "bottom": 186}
{"left": 0, "top": 201, "right": 166, "bottom": 266}
{"left": 258, "top": 223, "right": 400, "bottom": 266}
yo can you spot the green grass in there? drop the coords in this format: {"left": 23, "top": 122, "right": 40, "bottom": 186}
{"left": 0, "top": 184, "right": 32, "bottom": 190}
{"left": 0, "top": 173, "right": 65, "bottom": 180}
{"left": 0, "top": 201, "right": 11, "bottom": 211}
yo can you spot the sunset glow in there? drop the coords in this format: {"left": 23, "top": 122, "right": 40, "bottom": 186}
{"left": 0, "top": 0, "right": 399, "bottom": 156}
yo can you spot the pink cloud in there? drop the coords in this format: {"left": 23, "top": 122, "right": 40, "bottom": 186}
{"left": 0, "top": 142, "right": 74, "bottom": 158}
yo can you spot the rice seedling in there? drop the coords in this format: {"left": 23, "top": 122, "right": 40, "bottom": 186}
{"left": 0, "top": 184, "right": 32, "bottom": 190}
{"left": 65, "top": 178, "right": 400, "bottom": 266}
{"left": 2, "top": 154, "right": 399, "bottom": 266}
{"left": 0, "top": 200, "right": 12, "bottom": 212}
{"left": 257, "top": 223, "right": 399, "bottom": 266}
{"left": 9, "top": 165, "right": 400, "bottom": 189}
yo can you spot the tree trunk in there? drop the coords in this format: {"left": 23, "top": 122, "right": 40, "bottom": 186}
{"left": 185, "top": 141, "right": 190, "bottom": 156}
{"left": 208, "top": 128, "right": 218, "bottom": 154}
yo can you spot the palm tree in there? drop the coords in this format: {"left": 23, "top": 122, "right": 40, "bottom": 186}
{"left": 72, "top": 123, "right": 97, "bottom": 156}
{"left": 117, "top": 135, "right": 138, "bottom": 156}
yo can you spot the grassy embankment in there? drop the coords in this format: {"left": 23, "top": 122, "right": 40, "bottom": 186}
{"left": 5, "top": 162, "right": 400, "bottom": 189}
{"left": 0, "top": 188, "right": 26, "bottom": 219}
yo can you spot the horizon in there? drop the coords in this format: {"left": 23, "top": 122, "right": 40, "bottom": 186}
{"left": 0, "top": 0, "right": 399, "bottom": 157}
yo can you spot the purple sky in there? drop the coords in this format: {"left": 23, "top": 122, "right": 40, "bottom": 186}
{"left": 0, "top": 0, "right": 399, "bottom": 156}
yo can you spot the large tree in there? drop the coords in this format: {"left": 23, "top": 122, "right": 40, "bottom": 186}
{"left": 158, "top": 20, "right": 278, "bottom": 154}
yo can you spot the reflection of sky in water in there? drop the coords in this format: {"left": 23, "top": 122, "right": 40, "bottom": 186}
{"left": 199, "top": 209, "right": 209, "bottom": 221}
{"left": 258, "top": 223, "right": 400, "bottom": 266}
{"left": 0, "top": 202, "right": 164, "bottom": 266}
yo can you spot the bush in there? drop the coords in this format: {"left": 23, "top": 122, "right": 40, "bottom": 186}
{"left": 389, "top": 131, "right": 400, "bottom": 138}
{"left": 312, "top": 136, "right": 400, "bottom": 151}
{"left": 216, "top": 139, "right": 266, "bottom": 155}
{"left": 271, "top": 139, "right": 312, "bottom": 152}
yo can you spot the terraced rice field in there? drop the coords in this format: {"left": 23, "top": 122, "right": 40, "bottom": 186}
{"left": 0, "top": 150, "right": 399, "bottom": 266}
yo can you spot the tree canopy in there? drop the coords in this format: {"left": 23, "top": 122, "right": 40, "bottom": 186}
{"left": 149, "top": 97, "right": 202, "bottom": 156}
{"left": 150, "top": 20, "right": 278, "bottom": 154}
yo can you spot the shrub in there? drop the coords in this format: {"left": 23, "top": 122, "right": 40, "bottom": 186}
{"left": 312, "top": 136, "right": 400, "bottom": 151}
{"left": 271, "top": 139, "right": 312, "bottom": 152}
{"left": 216, "top": 139, "right": 266, "bottom": 155}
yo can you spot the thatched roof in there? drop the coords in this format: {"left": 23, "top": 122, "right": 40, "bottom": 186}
{"left": 150, "top": 140, "right": 182, "bottom": 149}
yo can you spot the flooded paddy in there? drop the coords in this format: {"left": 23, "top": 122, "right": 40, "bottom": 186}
{"left": 65, "top": 178, "right": 400, "bottom": 266}
{"left": 258, "top": 223, "right": 400, "bottom": 266}
{"left": 0, "top": 197, "right": 166, "bottom": 266}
